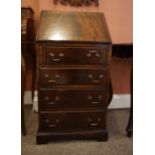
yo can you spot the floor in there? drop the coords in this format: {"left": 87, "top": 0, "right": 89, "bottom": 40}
{"left": 21, "top": 108, "right": 133, "bottom": 155}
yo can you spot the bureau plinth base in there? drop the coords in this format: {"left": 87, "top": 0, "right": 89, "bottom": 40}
{"left": 36, "top": 130, "right": 108, "bottom": 144}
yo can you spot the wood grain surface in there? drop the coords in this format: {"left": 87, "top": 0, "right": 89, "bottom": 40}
{"left": 36, "top": 11, "right": 111, "bottom": 43}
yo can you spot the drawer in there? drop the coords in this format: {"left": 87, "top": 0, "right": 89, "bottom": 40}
{"left": 40, "top": 68, "right": 109, "bottom": 85}
{"left": 40, "top": 46, "right": 109, "bottom": 65}
{"left": 39, "top": 87, "right": 108, "bottom": 109}
{"left": 39, "top": 111, "right": 106, "bottom": 131}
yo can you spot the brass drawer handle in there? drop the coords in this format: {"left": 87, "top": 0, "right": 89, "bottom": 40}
{"left": 45, "top": 96, "right": 49, "bottom": 100}
{"left": 48, "top": 79, "right": 56, "bottom": 83}
{"left": 49, "top": 53, "right": 54, "bottom": 57}
{"left": 97, "top": 118, "right": 101, "bottom": 122}
{"left": 98, "top": 95, "right": 102, "bottom": 99}
{"left": 55, "top": 74, "right": 60, "bottom": 79}
{"left": 45, "top": 74, "right": 49, "bottom": 78}
{"left": 45, "top": 119, "right": 50, "bottom": 123}
{"left": 46, "top": 74, "right": 60, "bottom": 82}
{"left": 88, "top": 95, "right": 103, "bottom": 100}
{"left": 50, "top": 53, "right": 64, "bottom": 57}
{"left": 49, "top": 52, "right": 64, "bottom": 61}
{"left": 48, "top": 102, "right": 56, "bottom": 105}
{"left": 45, "top": 119, "right": 60, "bottom": 127}
{"left": 88, "top": 74, "right": 101, "bottom": 83}
{"left": 90, "top": 123, "right": 98, "bottom": 126}
{"left": 51, "top": 58, "right": 61, "bottom": 61}
{"left": 99, "top": 74, "right": 104, "bottom": 78}
{"left": 91, "top": 101, "right": 99, "bottom": 104}
{"left": 88, "top": 74, "right": 93, "bottom": 78}
{"left": 88, "top": 95, "right": 93, "bottom": 100}
{"left": 86, "top": 50, "right": 100, "bottom": 57}
{"left": 47, "top": 97, "right": 60, "bottom": 104}
{"left": 92, "top": 79, "right": 100, "bottom": 83}
{"left": 88, "top": 96, "right": 100, "bottom": 104}
{"left": 88, "top": 117, "right": 101, "bottom": 123}
{"left": 59, "top": 53, "right": 64, "bottom": 57}
{"left": 55, "top": 96, "right": 60, "bottom": 101}
{"left": 48, "top": 124, "right": 56, "bottom": 127}
{"left": 45, "top": 96, "right": 60, "bottom": 101}
{"left": 88, "top": 117, "right": 101, "bottom": 126}
{"left": 45, "top": 96, "right": 60, "bottom": 104}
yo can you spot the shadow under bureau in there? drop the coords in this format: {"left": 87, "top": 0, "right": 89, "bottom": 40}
{"left": 36, "top": 11, "right": 112, "bottom": 144}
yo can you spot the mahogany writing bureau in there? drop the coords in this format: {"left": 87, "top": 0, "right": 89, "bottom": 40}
{"left": 36, "top": 11, "right": 112, "bottom": 144}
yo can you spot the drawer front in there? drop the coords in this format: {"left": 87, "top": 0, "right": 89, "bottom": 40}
{"left": 41, "top": 46, "right": 109, "bottom": 65}
{"left": 39, "top": 111, "right": 106, "bottom": 131}
{"left": 40, "top": 68, "right": 109, "bottom": 85}
{"left": 39, "top": 87, "right": 108, "bottom": 109}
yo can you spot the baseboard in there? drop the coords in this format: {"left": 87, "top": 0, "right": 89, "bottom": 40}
{"left": 24, "top": 91, "right": 130, "bottom": 111}
{"left": 108, "top": 94, "right": 130, "bottom": 109}
{"left": 24, "top": 91, "right": 32, "bottom": 104}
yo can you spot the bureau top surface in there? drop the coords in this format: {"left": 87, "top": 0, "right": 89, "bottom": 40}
{"left": 36, "top": 11, "right": 111, "bottom": 43}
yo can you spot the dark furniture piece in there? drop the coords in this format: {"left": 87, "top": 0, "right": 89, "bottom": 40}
{"left": 21, "top": 7, "right": 36, "bottom": 100}
{"left": 112, "top": 44, "right": 133, "bottom": 137}
{"left": 126, "top": 66, "right": 133, "bottom": 137}
{"left": 36, "top": 11, "right": 112, "bottom": 144}
{"left": 21, "top": 56, "right": 26, "bottom": 135}
{"left": 21, "top": 7, "right": 36, "bottom": 135}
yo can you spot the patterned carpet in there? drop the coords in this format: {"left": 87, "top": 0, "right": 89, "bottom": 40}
{"left": 22, "top": 108, "right": 132, "bottom": 155}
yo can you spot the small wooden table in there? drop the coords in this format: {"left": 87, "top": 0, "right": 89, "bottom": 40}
{"left": 21, "top": 7, "right": 36, "bottom": 100}
{"left": 21, "top": 7, "right": 36, "bottom": 135}
{"left": 112, "top": 44, "right": 133, "bottom": 137}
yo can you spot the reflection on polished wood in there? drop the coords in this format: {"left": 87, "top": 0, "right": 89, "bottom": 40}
{"left": 37, "top": 11, "right": 111, "bottom": 43}
{"left": 54, "top": 0, "right": 99, "bottom": 7}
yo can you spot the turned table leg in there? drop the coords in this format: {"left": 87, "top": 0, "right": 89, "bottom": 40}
{"left": 126, "top": 66, "right": 133, "bottom": 137}
{"left": 31, "top": 51, "right": 36, "bottom": 101}
{"left": 21, "top": 58, "right": 26, "bottom": 135}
